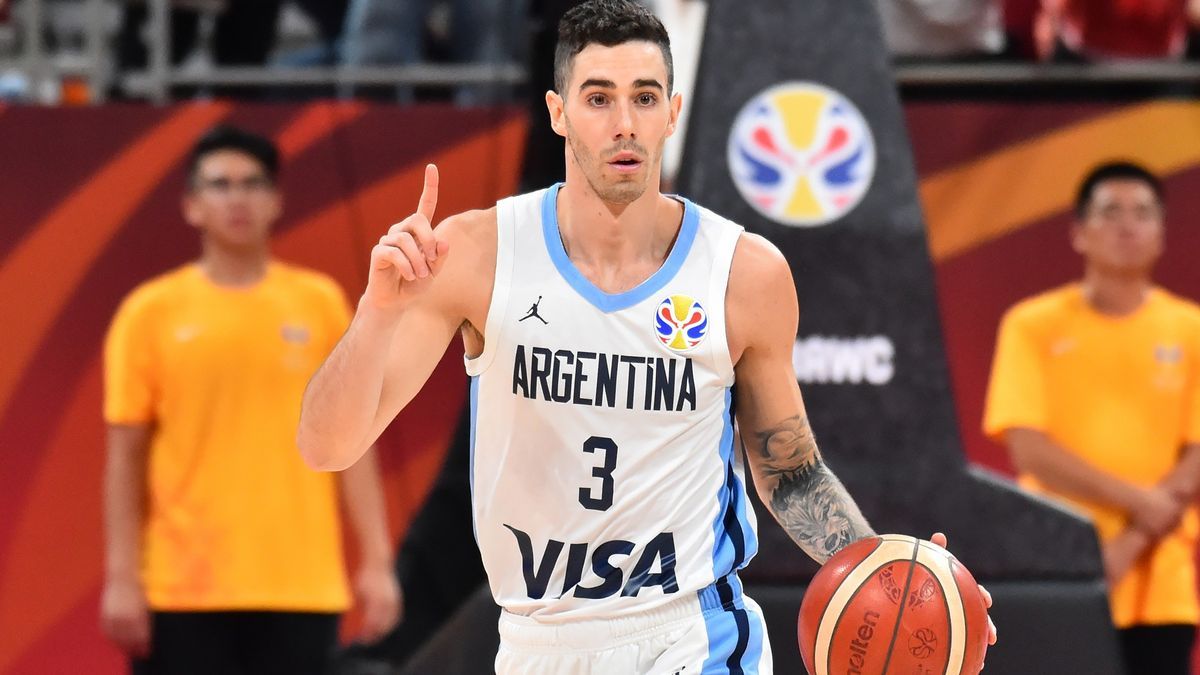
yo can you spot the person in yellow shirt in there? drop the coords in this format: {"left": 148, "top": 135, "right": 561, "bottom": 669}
{"left": 100, "top": 125, "right": 401, "bottom": 675}
{"left": 984, "top": 161, "right": 1200, "bottom": 675}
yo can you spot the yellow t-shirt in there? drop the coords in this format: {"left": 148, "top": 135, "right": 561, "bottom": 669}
{"left": 104, "top": 262, "right": 352, "bottom": 611}
{"left": 983, "top": 284, "right": 1200, "bottom": 627}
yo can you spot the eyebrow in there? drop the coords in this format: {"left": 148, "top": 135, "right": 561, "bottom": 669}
{"left": 578, "top": 78, "right": 665, "bottom": 93}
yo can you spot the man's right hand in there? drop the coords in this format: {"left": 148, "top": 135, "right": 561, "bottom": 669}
{"left": 364, "top": 164, "right": 450, "bottom": 313}
{"left": 100, "top": 577, "right": 150, "bottom": 657}
{"left": 1130, "top": 485, "right": 1185, "bottom": 537}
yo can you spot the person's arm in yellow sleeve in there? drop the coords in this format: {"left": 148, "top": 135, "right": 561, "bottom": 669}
{"left": 985, "top": 308, "right": 1184, "bottom": 537}
{"left": 1005, "top": 428, "right": 1184, "bottom": 537}
{"left": 100, "top": 293, "right": 157, "bottom": 658}
{"left": 339, "top": 447, "right": 402, "bottom": 644}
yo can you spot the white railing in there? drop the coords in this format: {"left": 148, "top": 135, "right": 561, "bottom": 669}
{"left": 2, "top": 0, "right": 527, "bottom": 103}
{"left": 894, "top": 60, "right": 1200, "bottom": 86}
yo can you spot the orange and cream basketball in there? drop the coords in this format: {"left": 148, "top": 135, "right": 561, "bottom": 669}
{"left": 797, "top": 535, "right": 988, "bottom": 675}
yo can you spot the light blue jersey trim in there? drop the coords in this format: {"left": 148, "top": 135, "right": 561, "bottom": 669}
{"left": 701, "top": 390, "right": 764, "bottom": 673}
{"left": 709, "top": 389, "right": 758, "bottom": 578}
{"left": 702, "top": 609, "right": 743, "bottom": 674}
{"left": 742, "top": 600, "right": 766, "bottom": 674}
{"left": 710, "top": 389, "right": 739, "bottom": 576}
{"left": 540, "top": 183, "right": 701, "bottom": 313}
{"left": 731, "top": 446, "right": 759, "bottom": 566}
{"left": 700, "top": 574, "right": 762, "bottom": 674}
{"left": 469, "top": 375, "right": 479, "bottom": 543}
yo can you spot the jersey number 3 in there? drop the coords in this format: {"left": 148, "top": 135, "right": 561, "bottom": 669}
{"left": 579, "top": 436, "right": 618, "bottom": 511}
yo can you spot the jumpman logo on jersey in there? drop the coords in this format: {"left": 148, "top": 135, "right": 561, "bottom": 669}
{"left": 519, "top": 296, "right": 548, "bottom": 324}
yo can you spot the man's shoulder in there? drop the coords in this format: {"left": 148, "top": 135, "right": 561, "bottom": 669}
{"left": 434, "top": 207, "right": 500, "bottom": 311}
{"left": 1003, "top": 285, "right": 1080, "bottom": 325}
{"left": 117, "top": 265, "right": 194, "bottom": 316}
{"left": 728, "top": 232, "right": 791, "bottom": 305}
{"left": 1152, "top": 288, "right": 1200, "bottom": 323}
{"left": 730, "top": 231, "right": 783, "bottom": 275}
{"left": 439, "top": 205, "right": 498, "bottom": 238}
{"left": 438, "top": 206, "right": 500, "bottom": 275}
{"left": 271, "top": 263, "right": 354, "bottom": 319}
{"left": 272, "top": 262, "right": 344, "bottom": 298}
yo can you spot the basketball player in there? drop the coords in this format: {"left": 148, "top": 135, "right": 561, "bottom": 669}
{"left": 299, "top": 1, "right": 993, "bottom": 671}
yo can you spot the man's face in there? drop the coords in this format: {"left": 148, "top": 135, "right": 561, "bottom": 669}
{"left": 184, "top": 149, "right": 280, "bottom": 250}
{"left": 547, "top": 40, "right": 681, "bottom": 205}
{"left": 1072, "top": 179, "right": 1164, "bottom": 274}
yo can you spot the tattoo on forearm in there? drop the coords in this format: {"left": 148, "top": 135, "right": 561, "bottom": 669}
{"left": 752, "top": 416, "right": 873, "bottom": 563}
{"left": 753, "top": 414, "right": 816, "bottom": 462}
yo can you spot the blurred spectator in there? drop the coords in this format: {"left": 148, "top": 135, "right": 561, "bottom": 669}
{"left": 339, "top": 0, "right": 528, "bottom": 104}
{"left": 1188, "top": 0, "right": 1200, "bottom": 58}
{"left": 1035, "top": 0, "right": 1190, "bottom": 61}
{"left": 1004, "top": 0, "right": 1042, "bottom": 58}
{"left": 876, "top": 0, "right": 1006, "bottom": 59}
{"left": 116, "top": 2, "right": 280, "bottom": 74}
{"left": 275, "top": 0, "right": 354, "bottom": 67}
{"left": 984, "top": 162, "right": 1200, "bottom": 675}
{"left": 114, "top": 1, "right": 350, "bottom": 97}
{"left": 100, "top": 126, "right": 400, "bottom": 674}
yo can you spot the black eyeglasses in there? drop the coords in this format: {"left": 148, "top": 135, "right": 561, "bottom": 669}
{"left": 193, "top": 175, "right": 275, "bottom": 196}
{"left": 1087, "top": 204, "right": 1163, "bottom": 224}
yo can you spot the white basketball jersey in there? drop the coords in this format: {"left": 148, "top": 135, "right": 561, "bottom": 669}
{"left": 465, "top": 184, "right": 758, "bottom": 621}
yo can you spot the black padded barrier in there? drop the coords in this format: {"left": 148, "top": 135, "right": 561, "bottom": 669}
{"left": 677, "top": 0, "right": 1103, "bottom": 585}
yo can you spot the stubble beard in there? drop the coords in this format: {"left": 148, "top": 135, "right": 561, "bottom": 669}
{"left": 565, "top": 119, "right": 663, "bottom": 206}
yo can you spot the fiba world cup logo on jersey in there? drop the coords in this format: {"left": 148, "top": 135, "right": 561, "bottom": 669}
{"left": 655, "top": 295, "right": 708, "bottom": 353}
{"left": 727, "top": 82, "right": 876, "bottom": 227}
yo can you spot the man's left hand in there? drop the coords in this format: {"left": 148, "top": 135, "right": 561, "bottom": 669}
{"left": 353, "top": 563, "right": 402, "bottom": 644}
{"left": 930, "top": 532, "right": 998, "bottom": 647}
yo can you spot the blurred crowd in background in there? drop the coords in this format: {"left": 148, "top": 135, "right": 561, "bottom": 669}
{"left": 884, "top": 0, "right": 1200, "bottom": 61}
{"left": 1, "top": 0, "right": 1199, "bottom": 105}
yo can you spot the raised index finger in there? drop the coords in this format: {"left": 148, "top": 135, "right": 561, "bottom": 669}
{"left": 417, "top": 163, "right": 438, "bottom": 223}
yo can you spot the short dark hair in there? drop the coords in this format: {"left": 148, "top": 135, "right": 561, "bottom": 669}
{"left": 187, "top": 125, "right": 279, "bottom": 187}
{"left": 554, "top": 0, "right": 673, "bottom": 95}
{"left": 1075, "top": 161, "right": 1163, "bottom": 218}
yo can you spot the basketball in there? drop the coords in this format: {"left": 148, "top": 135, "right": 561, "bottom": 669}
{"left": 797, "top": 534, "right": 988, "bottom": 675}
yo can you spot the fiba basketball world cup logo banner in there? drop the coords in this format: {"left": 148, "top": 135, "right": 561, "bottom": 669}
{"left": 728, "top": 82, "right": 876, "bottom": 227}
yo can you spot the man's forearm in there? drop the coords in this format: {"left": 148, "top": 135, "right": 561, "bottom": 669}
{"left": 1006, "top": 428, "right": 1145, "bottom": 513}
{"left": 104, "top": 425, "right": 150, "bottom": 582}
{"left": 339, "top": 448, "right": 394, "bottom": 568}
{"left": 299, "top": 307, "right": 400, "bottom": 471}
{"left": 763, "top": 457, "right": 876, "bottom": 563}
{"left": 747, "top": 415, "right": 874, "bottom": 563}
